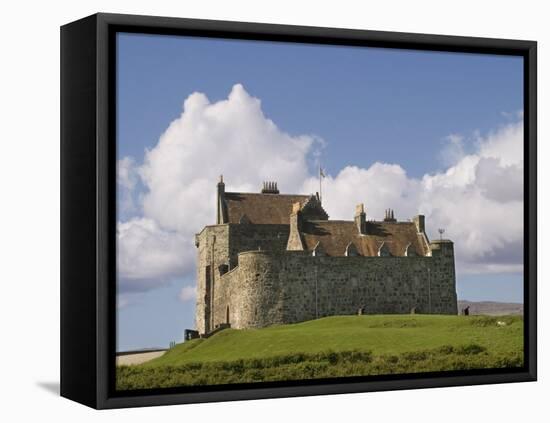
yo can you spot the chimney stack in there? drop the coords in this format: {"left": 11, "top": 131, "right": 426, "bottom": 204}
{"left": 355, "top": 203, "right": 366, "bottom": 234}
{"left": 261, "top": 181, "right": 280, "bottom": 194}
{"left": 287, "top": 202, "right": 304, "bottom": 251}
{"left": 413, "top": 215, "right": 425, "bottom": 233}
{"left": 216, "top": 175, "right": 227, "bottom": 224}
{"left": 384, "top": 208, "right": 397, "bottom": 222}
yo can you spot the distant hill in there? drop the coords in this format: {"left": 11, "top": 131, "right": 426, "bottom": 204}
{"left": 458, "top": 300, "right": 523, "bottom": 316}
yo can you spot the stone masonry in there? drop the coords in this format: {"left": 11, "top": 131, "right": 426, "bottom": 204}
{"left": 194, "top": 177, "right": 458, "bottom": 335}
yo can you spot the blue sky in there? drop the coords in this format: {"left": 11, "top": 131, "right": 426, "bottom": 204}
{"left": 116, "top": 32, "right": 524, "bottom": 351}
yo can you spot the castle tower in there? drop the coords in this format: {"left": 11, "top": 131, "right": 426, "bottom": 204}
{"left": 428, "top": 239, "right": 458, "bottom": 315}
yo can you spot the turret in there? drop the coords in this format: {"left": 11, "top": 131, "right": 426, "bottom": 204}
{"left": 429, "top": 239, "right": 454, "bottom": 258}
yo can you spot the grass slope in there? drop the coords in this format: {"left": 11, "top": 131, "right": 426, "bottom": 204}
{"left": 117, "top": 315, "right": 523, "bottom": 390}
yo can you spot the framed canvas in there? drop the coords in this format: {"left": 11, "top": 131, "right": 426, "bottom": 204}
{"left": 60, "top": 13, "right": 537, "bottom": 409}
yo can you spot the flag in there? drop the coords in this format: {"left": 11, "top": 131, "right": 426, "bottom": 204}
{"left": 319, "top": 166, "right": 326, "bottom": 178}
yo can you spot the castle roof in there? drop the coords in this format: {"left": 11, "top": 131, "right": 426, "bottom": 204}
{"left": 214, "top": 179, "right": 429, "bottom": 257}
{"left": 224, "top": 192, "right": 310, "bottom": 225}
{"left": 300, "top": 220, "right": 428, "bottom": 257}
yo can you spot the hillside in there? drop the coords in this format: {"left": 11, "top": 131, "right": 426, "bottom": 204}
{"left": 117, "top": 315, "right": 524, "bottom": 390}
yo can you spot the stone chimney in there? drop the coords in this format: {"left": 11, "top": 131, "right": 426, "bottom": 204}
{"left": 383, "top": 208, "right": 397, "bottom": 222}
{"left": 286, "top": 202, "right": 304, "bottom": 250}
{"left": 413, "top": 215, "right": 425, "bottom": 233}
{"left": 216, "top": 175, "right": 228, "bottom": 224}
{"left": 261, "top": 181, "right": 280, "bottom": 194}
{"left": 355, "top": 203, "right": 366, "bottom": 234}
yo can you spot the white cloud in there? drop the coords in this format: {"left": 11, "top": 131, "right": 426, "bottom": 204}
{"left": 478, "top": 120, "right": 523, "bottom": 166}
{"left": 420, "top": 121, "right": 523, "bottom": 273}
{"left": 179, "top": 285, "right": 197, "bottom": 303}
{"left": 117, "top": 217, "right": 193, "bottom": 292}
{"left": 117, "top": 84, "right": 321, "bottom": 293}
{"left": 439, "top": 134, "right": 466, "bottom": 167}
{"left": 117, "top": 156, "right": 139, "bottom": 214}
{"left": 139, "top": 83, "right": 318, "bottom": 233}
{"left": 117, "top": 156, "right": 137, "bottom": 190}
{"left": 306, "top": 120, "right": 524, "bottom": 274}
{"left": 302, "top": 163, "right": 421, "bottom": 221}
{"left": 117, "top": 83, "right": 523, "bottom": 295}
{"left": 475, "top": 158, "right": 523, "bottom": 203}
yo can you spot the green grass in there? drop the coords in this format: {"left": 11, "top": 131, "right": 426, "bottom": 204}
{"left": 116, "top": 315, "right": 524, "bottom": 390}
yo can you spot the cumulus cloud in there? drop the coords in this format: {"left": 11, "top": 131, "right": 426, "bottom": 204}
{"left": 419, "top": 121, "right": 523, "bottom": 273}
{"left": 302, "top": 163, "right": 421, "bottom": 221}
{"left": 117, "top": 156, "right": 139, "bottom": 214}
{"left": 304, "top": 120, "right": 524, "bottom": 274}
{"left": 117, "top": 84, "right": 321, "bottom": 293}
{"left": 117, "top": 83, "right": 523, "bottom": 296}
{"left": 439, "top": 134, "right": 466, "bottom": 167}
{"left": 179, "top": 285, "right": 197, "bottom": 303}
{"left": 117, "top": 217, "right": 193, "bottom": 292}
{"left": 139, "top": 84, "right": 318, "bottom": 233}
{"left": 477, "top": 119, "right": 523, "bottom": 166}
{"left": 475, "top": 158, "right": 523, "bottom": 203}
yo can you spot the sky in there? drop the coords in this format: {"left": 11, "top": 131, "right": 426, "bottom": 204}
{"left": 116, "top": 32, "right": 524, "bottom": 352}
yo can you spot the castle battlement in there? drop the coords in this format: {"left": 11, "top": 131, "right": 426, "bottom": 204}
{"left": 195, "top": 178, "right": 458, "bottom": 335}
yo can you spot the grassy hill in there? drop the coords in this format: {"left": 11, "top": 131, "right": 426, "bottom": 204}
{"left": 117, "top": 315, "right": 524, "bottom": 390}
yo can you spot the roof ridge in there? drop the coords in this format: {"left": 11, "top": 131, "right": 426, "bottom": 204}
{"left": 225, "top": 191, "right": 309, "bottom": 197}
{"left": 311, "top": 220, "right": 354, "bottom": 223}
{"left": 368, "top": 221, "right": 416, "bottom": 224}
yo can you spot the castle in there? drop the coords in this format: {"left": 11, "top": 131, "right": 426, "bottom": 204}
{"left": 194, "top": 177, "right": 458, "bottom": 335}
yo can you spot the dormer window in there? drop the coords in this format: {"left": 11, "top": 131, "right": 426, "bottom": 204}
{"left": 218, "top": 263, "right": 229, "bottom": 276}
{"left": 345, "top": 242, "right": 359, "bottom": 256}
{"left": 378, "top": 241, "right": 391, "bottom": 257}
{"left": 312, "top": 241, "right": 325, "bottom": 257}
{"left": 404, "top": 243, "right": 417, "bottom": 257}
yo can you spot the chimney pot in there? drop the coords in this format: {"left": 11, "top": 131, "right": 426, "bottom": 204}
{"left": 261, "top": 180, "right": 280, "bottom": 194}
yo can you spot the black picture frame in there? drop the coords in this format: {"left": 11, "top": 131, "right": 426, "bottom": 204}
{"left": 60, "top": 12, "right": 537, "bottom": 409}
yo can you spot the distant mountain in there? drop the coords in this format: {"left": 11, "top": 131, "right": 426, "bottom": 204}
{"left": 458, "top": 300, "right": 523, "bottom": 316}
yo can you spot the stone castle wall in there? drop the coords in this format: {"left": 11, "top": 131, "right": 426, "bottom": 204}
{"left": 195, "top": 225, "right": 228, "bottom": 334}
{"left": 195, "top": 223, "right": 290, "bottom": 333}
{"left": 199, "top": 234, "right": 458, "bottom": 332}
